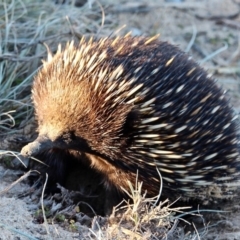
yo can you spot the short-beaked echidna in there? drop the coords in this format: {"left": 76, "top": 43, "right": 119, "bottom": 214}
{"left": 21, "top": 35, "right": 240, "bottom": 206}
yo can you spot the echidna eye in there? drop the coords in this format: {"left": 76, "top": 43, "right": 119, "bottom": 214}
{"left": 69, "top": 131, "right": 76, "bottom": 141}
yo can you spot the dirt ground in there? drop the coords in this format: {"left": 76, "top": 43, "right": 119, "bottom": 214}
{"left": 0, "top": 0, "right": 240, "bottom": 239}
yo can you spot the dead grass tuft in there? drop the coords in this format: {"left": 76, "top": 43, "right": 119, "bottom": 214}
{"left": 104, "top": 180, "right": 190, "bottom": 240}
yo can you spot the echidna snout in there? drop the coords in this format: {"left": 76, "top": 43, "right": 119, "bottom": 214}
{"left": 21, "top": 137, "right": 52, "bottom": 157}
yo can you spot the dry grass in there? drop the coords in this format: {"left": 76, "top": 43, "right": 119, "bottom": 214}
{"left": 105, "top": 181, "right": 191, "bottom": 240}
{"left": 30, "top": 178, "right": 205, "bottom": 239}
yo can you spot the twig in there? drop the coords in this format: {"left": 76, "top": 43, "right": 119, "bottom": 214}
{"left": 41, "top": 173, "right": 51, "bottom": 236}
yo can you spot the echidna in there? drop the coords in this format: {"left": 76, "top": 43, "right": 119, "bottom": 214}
{"left": 21, "top": 35, "right": 240, "bottom": 209}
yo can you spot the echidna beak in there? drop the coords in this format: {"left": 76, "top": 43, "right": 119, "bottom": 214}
{"left": 21, "top": 135, "right": 54, "bottom": 157}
